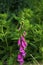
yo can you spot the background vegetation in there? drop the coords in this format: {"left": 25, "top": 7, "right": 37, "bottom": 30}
{"left": 0, "top": 0, "right": 43, "bottom": 65}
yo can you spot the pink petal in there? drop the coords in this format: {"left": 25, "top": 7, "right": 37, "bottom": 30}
{"left": 19, "top": 46, "right": 24, "bottom": 53}
{"left": 17, "top": 53, "right": 24, "bottom": 62}
{"left": 25, "top": 40, "right": 27, "bottom": 46}
{"left": 20, "top": 60, "right": 24, "bottom": 65}
{"left": 22, "top": 41, "right": 27, "bottom": 49}
{"left": 22, "top": 52, "right": 26, "bottom": 57}
{"left": 21, "top": 36, "right": 25, "bottom": 42}
{"left": 19, "top": 46, "right": 26, "bottom": 57}
{"left": 21, "top": 36, "right": 27, "bottom": 48}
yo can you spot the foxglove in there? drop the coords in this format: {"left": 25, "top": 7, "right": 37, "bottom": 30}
{"left": 17, "top": 35, "right": 27, "bottom": 65}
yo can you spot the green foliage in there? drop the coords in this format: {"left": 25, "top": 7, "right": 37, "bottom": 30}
{"left": 0, "top": 0, "right": 43, "bottom": 65}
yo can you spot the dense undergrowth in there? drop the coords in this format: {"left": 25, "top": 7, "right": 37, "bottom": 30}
{"left": 0, "top": 0, "right": 43, "bottom": 65}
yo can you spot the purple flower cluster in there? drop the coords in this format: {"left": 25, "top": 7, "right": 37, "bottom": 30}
{"left": 17, "top": 36, "right": 27, "bottom": 65}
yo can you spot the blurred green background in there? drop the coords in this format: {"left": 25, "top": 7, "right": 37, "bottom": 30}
{"left": 0, "top": 0, "right": 43, "bottom": 65}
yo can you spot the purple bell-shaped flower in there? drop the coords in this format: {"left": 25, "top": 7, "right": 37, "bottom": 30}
{"left": 17, "top": 31, "right": 27, "bottom": 65}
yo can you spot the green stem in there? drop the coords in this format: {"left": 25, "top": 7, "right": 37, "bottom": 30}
{"left": 5, "top": 37, "right": 8, "bottom": 48}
